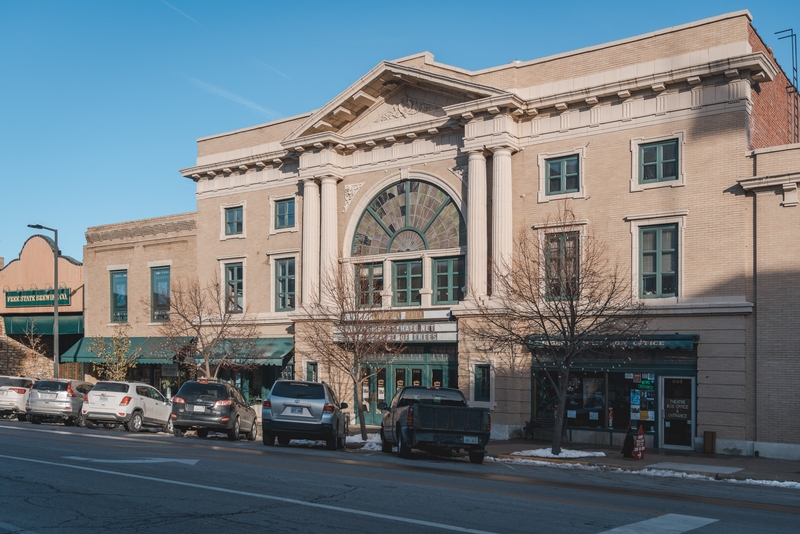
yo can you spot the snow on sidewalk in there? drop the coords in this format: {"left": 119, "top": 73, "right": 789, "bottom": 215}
{"left": 510, "top": 448, "right": 607, "bottom": 459}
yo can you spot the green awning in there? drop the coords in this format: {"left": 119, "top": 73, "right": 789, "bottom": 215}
{"left": 202, "top": 338, "right": 294, "bottom": 366}
{"left": 61, "top": 337, "right": 188, "bottom": 364}
{"left": 4, "top": 315, "right": 84, "bottom": 335}
{"left": 526, "top": 334, "right": 699, "bottom": 351}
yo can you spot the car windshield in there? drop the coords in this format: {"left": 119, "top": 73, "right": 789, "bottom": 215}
{"left": 178, "top": 382, "right": 227, "bottom": 399}
{"left": 399, "top": 388, "right": 467, "bottom": 407}
{"left": 33, "top": 381, "right": 68, "bottom": 392}
{"left": 0, "top": 378, "right": 33, "bottom": 388}
{"left": 271, "top": 382, "right": 325, "bottom": 400}
{"left": 92, "top": 383, "right": 129, "bottom": 393}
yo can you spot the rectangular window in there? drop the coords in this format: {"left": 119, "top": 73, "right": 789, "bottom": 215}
{"left": 474, "top": 364, "right": 491, "bottom": 402}
{"left": 434, "top": 256, "right": 465, "bottom": 304}
{"left": 275, "top": 258, "right": 296, "bottom": 312}
{"left": 393, "top": 260, "right": 422, "bottom": 306}
{"left": 225, "top": 263, "right": 244, "bottom": 313}
{"left": 356, "top": 263, "right": 383, "bottom": 308}
{"left": 546, "top": 155, "right": 580, "bottom": 195}
{"left": 546, "top": 232, "right": 579, "bottom": 300}
{"left": 224, "top": 206, "right": 243, "bottom": 236}
{"left": 150, "top": 267, "right": 170, "bottom": 322}
{"left": 274, "top": 198, "right": 295, "bottom": 230}
{"left": 639, "top": 139, "right": 678, "bottom": 183}
{"left": 640, "top": 224, "right": 678, "bottom": 298}
{"left": 306, "top": 362, "right": 318, "bottom": 382}
{"left": 110, "top": 270, "right": 128, "bottom": 323}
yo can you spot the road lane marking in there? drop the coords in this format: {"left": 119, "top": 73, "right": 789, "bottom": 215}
{"left": 598, "top": 513, "right": 718, "bottom": 533}
{"left": 63, "top": 456, "right": 199, "bottom": 465}
{"left": 0, "top": 520, "right": 39, "bottom": 533}
{"left": 0, "top": 454, "right": 498, "bottom": 534}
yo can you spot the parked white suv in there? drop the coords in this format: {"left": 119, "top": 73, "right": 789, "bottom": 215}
{"left": 82, "top": 381, "right": 172, "bottom": 433}
{"left": 0, "top": 376, "right": 36, "bottom": 421}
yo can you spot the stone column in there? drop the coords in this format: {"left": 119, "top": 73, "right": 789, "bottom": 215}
{"left": 467, "top": 150, "right": 488, "bottom": 298}
{"left": 320, "top": 175, "right": 339, "bottom": 306}
{"left": 301, "top": 178, "right": 320, "bottom": 306}
{"left": 491, "top": 147, "right": 513, "bottom": 292}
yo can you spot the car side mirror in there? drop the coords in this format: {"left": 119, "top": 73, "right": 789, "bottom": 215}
{"left": 377, "top": 402, "right": 388, "bottom": 411}
{"left": 340, "top": 402, "right": 348, "bottom": 409}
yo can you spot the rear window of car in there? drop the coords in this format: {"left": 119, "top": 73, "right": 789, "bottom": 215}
{"left": 93, "top": 383, "right": 130, "bottom": 393}
{"left": 0, "top": 378, "right": 33, "bottom": 388}
{"left": 271, "top": 382, "right": 325, "bottom": 400}
{"left": 178, "top": 382, "right": 227, "bottom": 399}
{"left": 399, "top": 387, "right": 467, "bottom": 407}
{"left": 33, "top": 381, "right": 68, "bottom": 392}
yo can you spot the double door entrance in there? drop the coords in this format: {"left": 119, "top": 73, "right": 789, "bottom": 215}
{"left": 361, "top": 346, "right": 457, "bottom": 425}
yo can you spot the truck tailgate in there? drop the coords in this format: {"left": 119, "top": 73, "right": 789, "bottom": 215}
{"left": 416, "top": 405, "right": 486, "bottom": 432}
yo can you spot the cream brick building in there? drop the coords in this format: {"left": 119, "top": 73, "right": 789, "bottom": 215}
{"left": 78, "top": 11, "right": 800, "bottom": 458}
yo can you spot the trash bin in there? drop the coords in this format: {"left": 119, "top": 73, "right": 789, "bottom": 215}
{"left": 704, "top": 430, "right": 716, "bottom": 454}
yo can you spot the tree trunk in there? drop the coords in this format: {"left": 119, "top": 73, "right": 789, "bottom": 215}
{"left": 551, "top": 368, "right": 570, "bottom": 455}
{"left": 353, "top": 380, "right": 368, "bottom": 441}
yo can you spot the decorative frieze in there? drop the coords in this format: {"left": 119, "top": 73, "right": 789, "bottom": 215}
{"left": 343, "top": 182, "right": 364, "bottom": 212}
{"left": 375, "top": 96, "right": 440, "bottom": 123}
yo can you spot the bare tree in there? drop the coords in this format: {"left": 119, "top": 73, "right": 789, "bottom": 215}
{"left": 465, "top": 201, "right": 645, "bottom": 454}
{"left": 154, "top": 271, "right": 265, "bottom": 380}
{"left": 296, "top": 263, "right": 405, "bottom": 440}
{"left": 88, "top": 324, "right": 141, "bottom": 381}
{"left": 21, "top": 319, "right": 46, "bottom": 356}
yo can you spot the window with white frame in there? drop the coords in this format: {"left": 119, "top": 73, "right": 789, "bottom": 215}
{"left": 274, "top": 257, "right": 296, "bottom": 312}
{"left": 220, "top": 202, "right": 246, "bottom": 239}
{"left": 630, "top": 132, "right": 685, "bottom": 192}
{"left": 271, "top": 195, "right": 297, "bottom": 233}
{"left": 469, "top": 360, "right": 496, "bottom": 408}
{"left": 627, "top": 211, "right": 686, "bottom": 301}
{"left": 224, "top": 262, "right": 244, "bottom": 313}
{"left": 538, "top": 147, "right": 587, "bottom": 202}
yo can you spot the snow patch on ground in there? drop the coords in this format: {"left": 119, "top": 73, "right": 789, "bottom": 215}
{"left": 485, "top": 457, "right": 800, "bottom": 488}
{"left": 346, "top": 433, "right": 380, "bottom": 444}
{"left": 510, "top": 448, "right": 607, "bottom": 458}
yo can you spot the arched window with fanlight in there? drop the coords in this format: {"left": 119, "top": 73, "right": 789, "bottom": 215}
{"left": 351, "top": 179, "right": 466, "bottom": 307}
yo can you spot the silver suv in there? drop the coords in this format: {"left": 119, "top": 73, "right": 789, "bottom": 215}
{"left": 27, "top": 378, "right": 93, "bottom": 425}
{"left": 262, "top": 380, "right": 348, "bottom": 450}
{"left": 82, "top": 381, "right": 172, "bottom": 432}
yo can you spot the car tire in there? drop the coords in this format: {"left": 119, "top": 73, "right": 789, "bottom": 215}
{"left": 468, "top": 450, "right": 485, "bottom": 464}
{"left": 17, "top": 413, "right": 28, "bottom": 422}
{"left": 380, "top": 429, "right": 392, "bottom": 453}
{"left": 197, "top": 428, "right": 209, "bottom": 438}
{"left": 277, "top": 435, "right": 290, "bottom": 446}
{"left": 173, "top": 427, "right": 185, "bottom": 438}
{"left": 227, "top": 417, "right": 240, "bottom": 441}
{"left": 30, "top": 416, "right": 41, "bottom": 424}
{"left": 84, "top": 419, "right": 96, "bottom": 430}
{"left": 247, "top": 420, "right": 258, "bottom": 441}
{"left": 326, "top": 428, "right": 338, "bottom": 451}
{"left": 125, "top": 411, "right": 143, "bottom": 432}
{"left": 76, "top": 413, "right": 85, "bottom": 427}
{"left": 262, "top": 431, "right": 275, "bottom": 446}
{"left": 337, "top": 433, "right": 345, "bottom": 449}
{"left": 396, "top": 425, "right": 411, "bottom": 459}
{"left": 162, "top": 419, "right": 174, "bottom": 434}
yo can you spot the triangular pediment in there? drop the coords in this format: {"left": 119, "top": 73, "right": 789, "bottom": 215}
{"left": 283, "top": 58, "right": 508, "bottom": 144}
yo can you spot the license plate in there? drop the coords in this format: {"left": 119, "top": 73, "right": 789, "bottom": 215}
{"left": 291, "top": 407, "right": 303, "bottom": 414}
{"left": 99, "top": 397, "right": 107, "bottom": 403}
{"left": 43, "top": 393, "right": 56, "bottom": 400}
{"left": 463, "top": 436, "right": 479, "bottom": 444}
{"left": 193, "top": 405, "right": 205, "bottom": 412}
{"left": 0, "top": 391, "right": 6, "bottom": 396}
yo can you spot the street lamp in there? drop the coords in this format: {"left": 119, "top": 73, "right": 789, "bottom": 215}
{"left": 28, "top": 224, "right": 59, "bottom": 379}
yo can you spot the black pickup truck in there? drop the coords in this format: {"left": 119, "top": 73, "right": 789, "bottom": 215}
{"left": 377, "top": 386, "right": 491, "bottom": 464}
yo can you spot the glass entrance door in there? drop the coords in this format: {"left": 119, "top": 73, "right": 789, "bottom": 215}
{"left": 660, "top": 376, "right": 695, "bottom": 449}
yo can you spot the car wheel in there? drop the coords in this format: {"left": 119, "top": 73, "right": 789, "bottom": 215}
{"left": 326, "top": 427, "right": 338, "bottom": 451}
{"left": 246, "top": 420, "right": 258, "bottom": 442}
{"left": 75, "top": 413, "right": 85, "bottom": 427}
{"left": 468, "top": 450, "right": 485, "bottom": 464}
{"left": 162, "top": 419, "right": 174, "bottom": 434}
{"left": 125, "top": 411, "right": 143, "bottom": 432}
{"left": 84, "top": 419, "right": 96, "bottom": 430}
{"left": 277, "top": 435, "right": 290, "bottom": 446}
{"left": 380, "top": 428, "right": 392, "bottom": 453}
{"left": 173, "top": 427, "right": 185, "bottom": 438}
{"left": 396, "top": 425, "right": 411, "bottom": 459}
{"left": 262, "top": 431, "right": 275, "bottom": 446}
{"left": 196, "top": 428, "right": 209, "bottom": 438}
{"left": 17, "top": 413, "right": 28, "bottom": 422}
{"left": 30, "top": 415, "right": 41, "bottom": 424}
{"left": 227, "top": 417, "right": 240, "bottom": 441}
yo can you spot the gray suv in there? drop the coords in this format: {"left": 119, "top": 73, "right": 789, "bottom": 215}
{"left": 27, "top": 378, "right": 93, "bottom": 425}
{"left": 262, "top": 380, "right": 348, "bottom": 450}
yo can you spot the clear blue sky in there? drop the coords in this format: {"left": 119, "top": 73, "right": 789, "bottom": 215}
{"left": 1, "top": 1, "right": 798, "bottom": 263}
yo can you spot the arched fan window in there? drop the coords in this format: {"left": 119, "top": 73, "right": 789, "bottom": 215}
{"left": 352, "top": 180, "right": 466, "bottom": 256}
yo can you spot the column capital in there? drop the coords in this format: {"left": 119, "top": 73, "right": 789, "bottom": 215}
{"left": 487, "top": 144, "right": 518, "bottom": 155}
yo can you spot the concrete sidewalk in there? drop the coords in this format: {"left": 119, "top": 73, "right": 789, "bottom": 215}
{"left": 486, "top": 438, "right": 800, "bottom": 484}
{"left": 348, "top": 425, "right": 799, "bottom": 484}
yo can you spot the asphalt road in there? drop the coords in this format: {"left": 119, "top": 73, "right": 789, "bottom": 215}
{"left": 0, "top": 420, "right": 797, "bottom": 533}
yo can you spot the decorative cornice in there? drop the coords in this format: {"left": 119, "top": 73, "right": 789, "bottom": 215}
{"left": 86, "top": 213, "right": 197, "bottom": 244}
